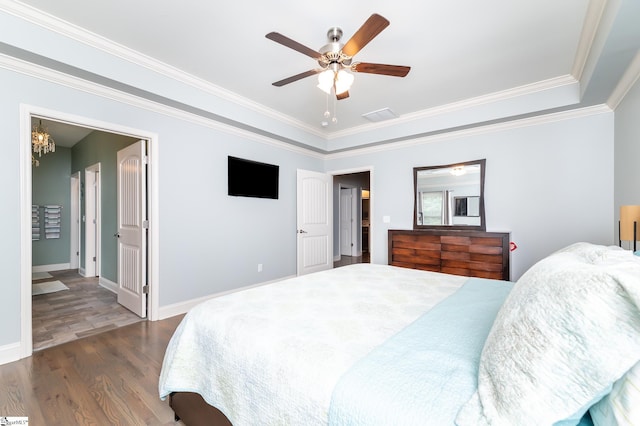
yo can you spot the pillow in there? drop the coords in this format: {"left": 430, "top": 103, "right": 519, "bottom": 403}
{"left": 455, "top": 242, "right": 640, "bottom": 426}
{"left": 590, "top": 360, "right": 640, "bottom": 426}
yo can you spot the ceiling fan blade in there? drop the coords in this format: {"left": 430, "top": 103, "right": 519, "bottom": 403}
{"left": 342, "top": 14, "right": 390, "bottom": 57}
{"left": 336, "top": 91, "right": 350, "bottom": 100}
{"left": 272, "top": 69, "right": 322, "bottom": 87}
{"left": 266, "top": 32, "right": 322, "bottom": 59}
{"left": 352, "top": 62, "right": 411, "bottom": 77}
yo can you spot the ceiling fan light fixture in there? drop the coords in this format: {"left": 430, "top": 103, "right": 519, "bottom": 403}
{"left": 317, "top": 69, "right": 334, "bottom": 94}
{"left": 334, "top": 69, "right": 354, "bottom": 95}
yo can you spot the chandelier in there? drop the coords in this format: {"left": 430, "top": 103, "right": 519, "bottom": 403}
{"left": 32, "top": 119, "right": 55, "bottom": 166}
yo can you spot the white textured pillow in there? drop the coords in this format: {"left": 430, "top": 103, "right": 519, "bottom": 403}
{"left": 456, "top": 243, "right": 640, "bottom": 426}
{"left": 590, "top": 360, "right": 640, "bottom": 426}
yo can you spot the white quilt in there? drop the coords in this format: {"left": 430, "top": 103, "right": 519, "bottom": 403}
{"left": 158, "top": 264, "right": 467, "bottom": 425}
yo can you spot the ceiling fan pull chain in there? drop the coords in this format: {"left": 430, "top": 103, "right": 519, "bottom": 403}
{"left": 321, "top": 93, "right": 331, "bottom": 127}
{"left": 332, "top": 93, "right": 338, "bottom": 124}
{"left": 324, "top": 93, "right": 330, "bottom": 118}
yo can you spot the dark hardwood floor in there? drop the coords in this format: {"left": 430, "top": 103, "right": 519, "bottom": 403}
{"left": 0, "top": 314, "right": 185, "bottom": 425}
{"left": 32, "top": 270, "right": 144, "bottom": 351}
{"left": 333, "top": 252, "right": 370, "bottom": 268}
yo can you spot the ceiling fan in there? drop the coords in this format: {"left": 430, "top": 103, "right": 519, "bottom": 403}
{"left": 266, "top": 13, "right": 411, "bottom": 100}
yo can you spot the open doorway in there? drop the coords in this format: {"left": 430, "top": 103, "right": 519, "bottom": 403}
{"left": 21, "top": 106, "right": 159, "bottom": 358}
{"left": 332, "top": 170, "right": 371, "bottom": 268}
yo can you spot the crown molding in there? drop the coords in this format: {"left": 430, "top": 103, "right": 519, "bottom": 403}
{"left": 0, "top": 0, "right": 325, "bottom": 138}
{"left": 571, "top": 0, "right": 609, "bottom": 81}
{"left": 325, "top": 104, "right": 612, "bottom": 160}
{"left": 0, "top": 51, "right": 325, "bottom": 159}
{"left": 327, "top": 74, "right": 578, "bottom": 140}
{"left": 2, "top": 50, "right": 612, "bottom": 162}
{"left": 607, "top": 50, "right": 640, "bottom": 109}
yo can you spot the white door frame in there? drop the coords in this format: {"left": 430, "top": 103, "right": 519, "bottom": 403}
{"left": 19, "top": 104, "right": 160, "bottom": 359}
{"left": 69, "top": 172, "right": 81, "bottom": 270}
{"left": 84, "top": 163, "right": 101, "bottom": 277}
{"left": 339, "top": 186, "right": 358, "bottom": 257}
{"left": 350, "top": 187, "right": 359, "bottom": 257}
{"left": 330, "top": 166, "right": 373, "bottom": 260}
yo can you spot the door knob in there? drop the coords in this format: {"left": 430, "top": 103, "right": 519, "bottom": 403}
{"left": 298, "top": 229, "right": 307, "bottom": 234}
{"left": 114, "top": 233, "right": 120, "bottom": 238}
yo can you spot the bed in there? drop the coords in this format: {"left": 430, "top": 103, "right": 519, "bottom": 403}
{"left": 158, "top": 242, "right": 640, "bottom": 425}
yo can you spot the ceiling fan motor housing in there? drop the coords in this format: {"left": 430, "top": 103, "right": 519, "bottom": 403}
{"left": 319, "top": 27, "right": 352, "bottom": 67}
{"left": 327, "top": 27, "right": 343, "bottom": 42}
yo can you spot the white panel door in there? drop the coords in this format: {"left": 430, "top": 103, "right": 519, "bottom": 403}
{"left": 116, "top": 140, "right": 147, "bottom": 318}
{"left": 340, "top": 188, "right": 353, "bottom": 256}
{"left": 297, "top": 169, "right": 332, "bottom": 275}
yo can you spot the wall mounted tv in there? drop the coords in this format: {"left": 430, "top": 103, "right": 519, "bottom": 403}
{"left": 228, "top": 156, "right": 279, "bottom": 199}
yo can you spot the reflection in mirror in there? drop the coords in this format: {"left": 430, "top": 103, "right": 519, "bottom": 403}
{"left": 454, "top": 196, "right": 480, "bottom": 217}
{"left": 413, "top": 159, "right": 486, "bottom": 230}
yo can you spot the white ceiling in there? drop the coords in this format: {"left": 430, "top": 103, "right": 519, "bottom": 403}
{"left": 15, "top": 0, "right": 640, "bottom": 147}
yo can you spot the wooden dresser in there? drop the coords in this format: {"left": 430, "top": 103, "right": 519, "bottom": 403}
{"left": 388, "top": 229, "right": 510, "bottom": 280}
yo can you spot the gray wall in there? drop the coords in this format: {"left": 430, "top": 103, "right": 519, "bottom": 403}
{"left": 32, "top": 146, "right": 71, "bottom": 266}
{"left": 614, "top": 73, "right": 640, "bottom": 246}
{"left": 325, "top": 109, "right": 615, "bottom": 280}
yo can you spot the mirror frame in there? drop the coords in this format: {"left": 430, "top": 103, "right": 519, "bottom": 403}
{"left": 413, "top": 159, "right": 486, "bottom": 231}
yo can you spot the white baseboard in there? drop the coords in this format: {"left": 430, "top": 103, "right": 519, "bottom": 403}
{"left": 32, "top": 263, "right": 71, "bottom": 273}
{"left": 0, "top": 342, "right": 21, "bottom": 366}
{"left": 99, "top": 276, "right": 118, "bottom": 293}
{"left": 157, "top": 275, "right": 296, "bottom": 320}
{"left": 78, "top": 267, "right": 86, "bottom": 277}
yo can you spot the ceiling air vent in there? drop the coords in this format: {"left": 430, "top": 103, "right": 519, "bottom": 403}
{"left": 362, "top": 107, "right": 399, "bottom": 123}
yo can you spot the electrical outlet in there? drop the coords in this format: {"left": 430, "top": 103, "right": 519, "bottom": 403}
{"left": 258, "top": 263, "right": 263, "bottom": 272}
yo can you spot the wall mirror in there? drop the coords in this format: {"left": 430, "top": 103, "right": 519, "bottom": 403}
{"left": 413, "top": 159, "right": 486, "bottom": 230}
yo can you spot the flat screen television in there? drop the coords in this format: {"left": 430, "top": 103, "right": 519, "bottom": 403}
{"left": 228, "top": 156, "right": 279, "bottom": 199}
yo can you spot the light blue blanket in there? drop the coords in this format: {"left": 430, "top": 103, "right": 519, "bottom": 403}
{"left": 328, "top": 278, "right": 513, "bottom": 426}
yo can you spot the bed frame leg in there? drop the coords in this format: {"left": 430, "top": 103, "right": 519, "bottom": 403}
{"left": 169, "top": 393, "right": 181, "bottom": 421}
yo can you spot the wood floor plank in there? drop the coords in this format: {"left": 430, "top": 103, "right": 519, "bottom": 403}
{"left": 0, "top": 315, "right": 184, "bottom": 424}
{"left": 32, "top": 270, "right": 144, "bottom": 351}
